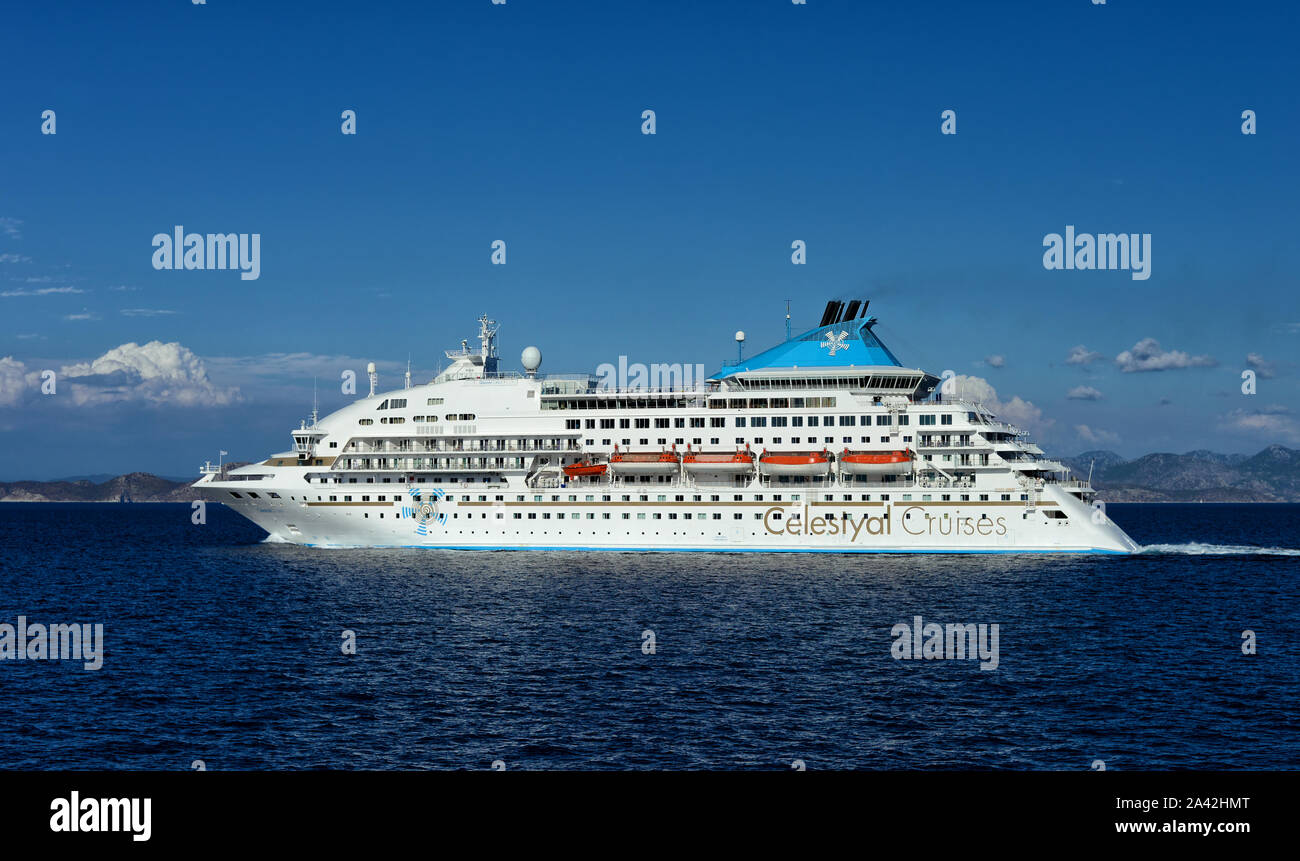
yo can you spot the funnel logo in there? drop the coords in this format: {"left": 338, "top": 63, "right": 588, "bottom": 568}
{"left": 403, "top": 487, "right": 446, "bottom": 536}
{"left": 821, "top": 330, "right": 850, "bottom": 357}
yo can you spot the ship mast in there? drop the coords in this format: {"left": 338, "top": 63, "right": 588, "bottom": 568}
{"left": 478, "top": 314, "right": 499, "bottom": 375}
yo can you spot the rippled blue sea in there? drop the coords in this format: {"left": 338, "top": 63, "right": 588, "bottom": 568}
{"left": 0, "top": 502, "right": 1296, "bottom": 770}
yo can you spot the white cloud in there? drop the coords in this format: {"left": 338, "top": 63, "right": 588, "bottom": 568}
{"left": 63, "top": 310, "right": 99, "bottom": 321}
{"left": 1065, "top": 345, "right": 1105, "bottom": 365}
{"left": 1114, "top": 337, "right": 1216, "bottom": 373}
{"left": 0, "top": 342, "right": 241, "bottom": 408}
{"left": 1245, "top": 353, "right": 1277, "bottom": 379}
{"left": 0, "top": 218, "right": 22, "bottom": 239}
{"left": 1066, "top": 385, "right": 1103, "bottom": 401}
{"left": 984, "top": 354, "right": 1005, "bottom": 368}
{"left": 1222, "top": 405, "right": 1294, "bottom": 442}
{"left": 210, "top": 352, "right": 357, "bottom": 378}
{"left": 1075, "top": 424, "right": 1120, "bottom": 445}
{"left": 200, "top": 352, "right": 424, "bottom": 404}
{"left": 0, "top": 254, "right": 32, "bottom": 264}
{"left": 206, "top": 352, "right": 414, "bottom": 382}
{"left": 1220, "top": 405, "right": 1300, "bottom": 443}
{"left": 1, "top": 286, "right": 84, "bottom": 297}
{"left": 947, "top": 374, "right": 1051, "bottom": 434}
{"left": 60, "top": 342, "right": 241, "bottom": 407}
{"left": 120, "top": 308, "right": 178, "bottom": 317}
{"left": 0, "top": 357, "right": 32, "bottom": 407}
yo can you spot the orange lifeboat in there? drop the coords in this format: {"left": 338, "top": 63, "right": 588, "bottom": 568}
{"left": 608, "top": 446, "right": 681, "bottom": 475}
{"left": 758, "top": 448, "right": 832, "bottom": 477}
{"left": 682, "top": 446, "right": 755, "bottom": 474}
{"left": 563, "top": 460, "right": 608, "bottom": 478}
{"left": 839, "top": 448, "right": 913, "bottom": 475}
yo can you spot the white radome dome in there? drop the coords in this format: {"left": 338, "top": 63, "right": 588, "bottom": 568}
{"left": 521, "top": 346, "right": 542, "bottom": 372}
{"left": 735, "top": 330, "right": 746, "bottom": 342}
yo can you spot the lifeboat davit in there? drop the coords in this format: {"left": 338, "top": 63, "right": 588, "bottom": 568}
{"left": 563, "top": 460, "right": 607, "bottom": 478}
{"left": 839, "top": 449, "right": 913, "bottom": 475}
{"left": 682, "top": 447, "right": 755, "bottom": 474}
{"left": 608, "top": 447, "right": 681, "bottom": 475}
{"left": 758, "top": 449, "right": 832, "bottom": 477}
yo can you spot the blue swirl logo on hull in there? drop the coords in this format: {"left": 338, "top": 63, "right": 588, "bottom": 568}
{"left": 403, "top": 487, "right": 446, "bottom": 536}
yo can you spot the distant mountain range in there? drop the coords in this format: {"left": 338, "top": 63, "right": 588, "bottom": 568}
{"left": 1060, "top": 445, "right": 1300, "bottom": 502}
{"left": 0, "top": 464, "right": 251, "bottom": 503}
{"left": 2, "top": 448, "right": 1298, "bottom": 502}
{"left": 0, "top": 472, "right": 197, "bottom": 503}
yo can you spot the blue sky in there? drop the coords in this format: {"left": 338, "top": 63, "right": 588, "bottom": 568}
{"left": 1, "top": 0, "right": 1297, "bottom": 479}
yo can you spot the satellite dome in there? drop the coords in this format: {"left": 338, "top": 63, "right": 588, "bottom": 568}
{"left": 366, "top": 362, "right": 376, "bottom": 373}
{"left": 735, "top": 330, "right": 746, "bottom": 342}
{"left": 521, "top": 346, "right": 542, "bottom": 372}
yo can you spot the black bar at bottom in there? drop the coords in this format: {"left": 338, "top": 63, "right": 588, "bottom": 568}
{"left": 1, "top": 771, "right": 1282, "bottom": 848}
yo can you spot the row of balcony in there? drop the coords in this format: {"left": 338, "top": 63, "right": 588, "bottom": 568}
{"left": 344, "top": 440, "right": 582, "bottom": 454}
{"left": 336, "top": 456, "right": 529, "bottom": 471}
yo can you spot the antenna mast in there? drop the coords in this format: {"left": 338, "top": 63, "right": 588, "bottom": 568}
{"left": 785, "top": 299, "right": 791, "bottom": 341}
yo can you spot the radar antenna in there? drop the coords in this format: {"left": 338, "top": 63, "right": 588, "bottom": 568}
{"left": 478, "top": 315, "right": 499, "bottom": 358}
{"left": 478, "top": 314, "right": 500, "bottom": 375}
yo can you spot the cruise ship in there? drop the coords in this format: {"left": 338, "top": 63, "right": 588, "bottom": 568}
{"left": 195, "top": 301, "right": 1139, "bottom": 553}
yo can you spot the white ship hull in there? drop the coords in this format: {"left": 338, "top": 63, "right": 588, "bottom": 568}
{"left": 204, "top": 473, "right": 1137, "bottom": 554}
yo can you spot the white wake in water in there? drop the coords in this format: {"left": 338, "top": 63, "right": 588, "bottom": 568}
{"left": 261, "top": 533, "right": 291, "bottom": 544}
{"left": 1138, "top": 542, "right": 1300, "bottom": 556}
